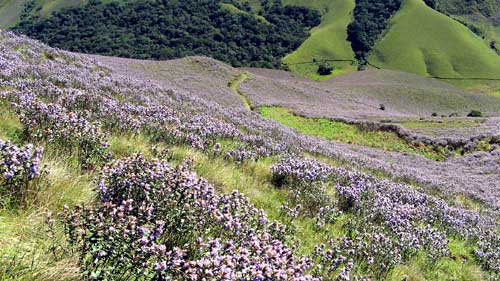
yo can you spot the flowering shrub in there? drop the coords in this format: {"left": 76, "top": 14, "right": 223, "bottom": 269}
{"left": 2, "top": 31, "right": 499, "bottom": 279}
{"left": 270, "top": 157, "right": 333, "bottom": 186}
{"left": 14, "top": 99, "right": 110, "bottom": 169}
{"left": 271, "top": 156, "right": 499, "bottom": 277}
{"left": 0, "top": 139, "right": 45, "bottom": 206}
{"left": 62, "top": 156, "right": 314, "bottom": 280}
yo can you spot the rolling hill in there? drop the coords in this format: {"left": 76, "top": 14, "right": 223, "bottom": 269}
{"left": 2, "top": 0, "right": 500, "bottom": 90}
{"left": 369, "top": 0, "right": 500, "bottom": 79}
{"left": 281, "top": 0, "right": 356, "bottom": 80}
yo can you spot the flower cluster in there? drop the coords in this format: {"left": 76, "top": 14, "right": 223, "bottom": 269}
{"left": 63, "top": 156, "right": 313, "bottom": 280}
{"left": 271, "top": 156, "right": 499, "bottom": 276}
{"left": 0, "top": 138, "right": 45, "bottom": 205}
{"left": 270, "top": 157, "right": 333, "bottom": 186}
{"left": 14, "top": 98, "right": 110, "bottom": 169}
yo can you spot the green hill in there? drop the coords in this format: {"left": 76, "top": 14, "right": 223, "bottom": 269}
{"left": 0, "top": 0, "right": 90, "bottom": 28}
{"left": 369, "top": 0, "right": 500, "bottom": 80}
{"left": 282, "top": 0, "right": 356, "bottom": 80}
{"left": 2, "top": 0, "right": 500, "bottom": 89}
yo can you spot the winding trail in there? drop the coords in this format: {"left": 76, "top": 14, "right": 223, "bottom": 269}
{"left": 229, "top": 72, "right": 252, "bottom": 110}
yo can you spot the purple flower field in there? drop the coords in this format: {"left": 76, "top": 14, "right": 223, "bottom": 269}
{"left": 0, "top": 31, "right": 499, "bottom": 279}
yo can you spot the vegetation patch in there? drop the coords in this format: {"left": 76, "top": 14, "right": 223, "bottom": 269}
{"left": 369, "top": 0, "right": 500, "bottom": 80}
{"left": 15, "top": 0, "right": 320, "bottom": 68}
{"left": 228, "top": 72, "right": 252, "bottom": 110}
{"left": 282, "top": 0, "right": 357, "bottom": 79}
{"left": 392, "top": 118, "right": 482, "bottom": 130}
{"left": 259, "top": 106, "right": 445, "bottom": 160}
{"left": 347, "top": 0, "right": 402, "bottom": 64}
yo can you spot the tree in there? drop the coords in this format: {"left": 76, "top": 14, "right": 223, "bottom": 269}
{"left": 317, "top": 62, "right": 334, "bottom": 75}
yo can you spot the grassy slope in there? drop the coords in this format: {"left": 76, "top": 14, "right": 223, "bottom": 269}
{"left": 0, "top": 0, "right": 118, "bottom": 29}
{"left": 282, "top": 0, "right": 356, "bottom": 79}
{"left": 0, "top": 0, "right": 30, "bottom": 28}
{"left": 369, "top": 0, "right": 500, "bottom": 81}
{"left": 220, "top": 3, "right": 269, "bottom": 24}
{"left": 258, "top": 106, "right": 446, "bottom": 160}
{"left": 0, "top": 102, "right": 487, "bottom": 280}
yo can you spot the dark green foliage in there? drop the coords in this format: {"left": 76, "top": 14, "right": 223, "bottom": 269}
{"left": 433, "top": 0, "right": 500, "bottom": 18}
{"left": 347, "top": 0, "right": 402, "bottom": 63}
{"left": 317, "top": 62, "right": 334, "bottom": 75}
{"left": 467, "top": 110, "right": 482, "bottom": 117}
{"left": 15, "top": 0, "right": 320, "bottom": 68}
{"left": 424, "top": 0, "right": 438, "bottom": 8}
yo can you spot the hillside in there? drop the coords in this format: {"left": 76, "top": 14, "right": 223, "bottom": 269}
{"left": 281, "top": 0, "right": 356, "bottom": 80}
{"left": 0, "top": 0, "right": 89, "bottom": 28}
{"left": 1, "top": 30, "right": 500, "bottom": 280}
{"left": 2, "top": 0, "right": 500, "bottom": 89}
{"left": 369, "top": 0, "right": 500, "bottom": 80}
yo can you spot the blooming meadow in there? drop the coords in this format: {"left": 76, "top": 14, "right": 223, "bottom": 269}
{"left": 0, "top": 30, "right": 499, "bottom": 279}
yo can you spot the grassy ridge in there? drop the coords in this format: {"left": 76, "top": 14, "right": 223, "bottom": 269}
{"left": 0, "top": 0, "right": 117, "bottom": 28}
{"left": 369, "top": 0, "right": 500, "bottom": 80}
{"left": 0, "top": 103, "right": 488, "bottom": 280}
{"left": 259, "top": 106, "right": 446, "bottom": 160}
{"left": 282, "top": 0, "right": 356, "bottom": 79}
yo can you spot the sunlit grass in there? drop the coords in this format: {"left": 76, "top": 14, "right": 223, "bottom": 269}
{"left": 394, "top": 118, "right": 482, "bottom": 130}
{"left": 0, "top": 103, "right": 490, "bottom": 279}
{"left": 259, "top": 106, "right": 444, "bottom": 160}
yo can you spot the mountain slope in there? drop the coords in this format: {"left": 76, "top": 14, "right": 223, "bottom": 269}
{"left": 369, "top": 0, "right": 500, "bottom": 80}
{"left": 0, "top": 0, "right": 90, "bottom": 28}
{"left": 281, "top": 0, "right": 356, "bottom": 79}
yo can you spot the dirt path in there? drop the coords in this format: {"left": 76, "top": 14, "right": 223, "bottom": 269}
{"left": 229, "top": 72, "right": 252, "bottom": 110}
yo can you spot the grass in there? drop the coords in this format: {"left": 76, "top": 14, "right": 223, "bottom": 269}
{"left": 369, "top": 0, "right": 500, "bottom": 82}
{"left": 0, "top": 104, "right": 23, "bottom": 144}
{"left": 392, "top": 118, "right": 482, "bottom": 130}
{"left": 282, "top": 0, "right": 356, "bottom": 79}
{"left": 259, "top": 106, "right": 445, "bottom": 160}
{"left": 0, "top": 102, "right": 491, "bottom": 279}
{"left": 388, "top": 241, "right": 485, "bottom": 281}
{"left": 220, "top": 3, "right": 269, "bottom": 24}
{"left": 0, "top": 0, "right": 120, "bottom": 28}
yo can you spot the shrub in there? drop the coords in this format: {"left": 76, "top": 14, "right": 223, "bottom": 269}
{"left": 467, "top": 110, "right": 482, "bottom": 117}
{"left": 14, "top": 100, "right": 110, "bottom": 169}
{"left": 379, "top": 104, "right": 386, "bottom": 111}
{"left": 317, "top": 62, "right": 334, "bottom": 76}
{"left": 0, "top": 139, "right": 46, "bottom": 206}
{"left": 62, "top": 156, "right": 314, "bottom": 280}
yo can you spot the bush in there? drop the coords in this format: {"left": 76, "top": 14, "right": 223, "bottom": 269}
{"left": 467, "top": 110, "right": 482, "bottom": 117}
{"left": 14, "top": 100, "right": 110, "bottom": 170}
{"left": 62, "top": 156, "right": 312, "bottom": 280}
{"left": 317, "top": 62, "right": 334, "bottom": 76}
{"left": 0, "top": 139, "right": 46, "bottom": 206}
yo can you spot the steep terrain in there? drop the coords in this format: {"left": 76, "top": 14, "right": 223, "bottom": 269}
{"left": 281, "top": 0, "right": 356, "bottom": 79}
{"left": 1, "top": 31, "right": 499, "bottom": 280}
{"left": 369, "top": 0, "right": 500, "bottom": 80}
{"left": 3, "top": 0, "right": 500, "bottom": 88}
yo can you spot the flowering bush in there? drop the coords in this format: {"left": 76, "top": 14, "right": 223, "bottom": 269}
{"left": 0, "top": 139, "right": 45, "bottom": 206}
{"left": 14, "top": 99, "right": 110, "bottom": 169}
{"left": 270, "top": 157, "right": 333, "bottom": 186}
{"left": 62, "top": 156, "right": 314, "bottom": 280}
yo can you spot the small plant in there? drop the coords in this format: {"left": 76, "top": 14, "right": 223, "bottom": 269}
{"left": 467, "top": 110, "right": 482, "bottom": 117}
{"left": 379, "top": 104, "right": 386, "bottom": 111}
{"left": 431, "top": 112, "right": 438, "bottom": 117}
